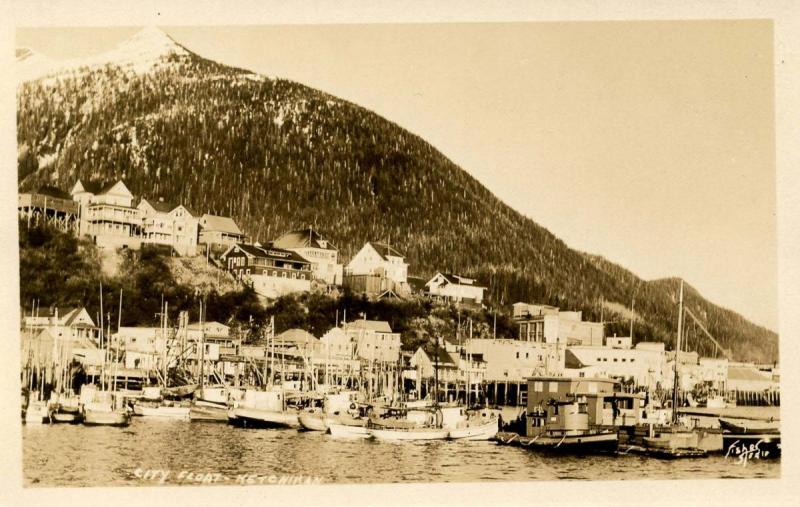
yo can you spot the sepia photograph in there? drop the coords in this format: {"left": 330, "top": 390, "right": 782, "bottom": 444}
{"left": 4, "top": 1, "right": 798, "bottom": 503}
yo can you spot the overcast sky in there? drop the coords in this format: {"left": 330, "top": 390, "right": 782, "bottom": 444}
{"left": 17, "top": 21, "right": 777, "bottom": 330}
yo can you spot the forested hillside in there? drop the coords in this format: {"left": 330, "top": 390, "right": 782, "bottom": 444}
{"left": 16, "top": 28, "right": 778, "bottom": 362}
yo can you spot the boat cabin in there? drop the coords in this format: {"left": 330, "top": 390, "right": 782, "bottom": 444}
{"left": 525, "top": 376, "right": 619, "bottom": 438}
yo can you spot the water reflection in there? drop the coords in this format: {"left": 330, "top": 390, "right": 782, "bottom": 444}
{"left": 23, "top": 420, "right": 779, "bottom": 487}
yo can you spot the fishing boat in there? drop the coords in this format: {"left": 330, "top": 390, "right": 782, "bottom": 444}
{"left": 24, "top": 396, "right": 49, "bottom": 424}
{"left": 81, "top": 285, "right": 131, "bottom": 427}
{"left": 366, "top": 406, "right": 449, "bottom": 441}
{"left": 133, "top": 386, "right": 191, "bottom": 420}
{"left": 230, "top": 388, "right": 300, "bottom": 428}
{"left": 505, "top": 398, "right": 618, "bottom": 453}
{"left": 190, "top": 386, "right": 243, "bottom": 422}
{"left": 298, "top": 390, "right": 362, "bottom": 432}
{"left": 443, "top": 407, "right": 500, "bottom": 441}
{"left": 328, "top": 419, "right": 370, "bottom": 438}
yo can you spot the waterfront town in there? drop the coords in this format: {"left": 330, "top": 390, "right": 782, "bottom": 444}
{"left": 18, "top": 179, "right": 780, "bottom": 462}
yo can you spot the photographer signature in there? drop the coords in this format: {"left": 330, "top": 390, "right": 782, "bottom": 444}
{"left": 724, "top": 439, "right": 771, "bottom": 466}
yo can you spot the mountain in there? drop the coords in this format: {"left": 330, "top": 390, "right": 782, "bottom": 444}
{"left": 16, "top": 27, "right": 778, "bottom": 363}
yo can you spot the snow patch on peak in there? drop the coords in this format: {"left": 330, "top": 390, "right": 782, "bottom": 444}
{"left": 102, "top": 26, "right": 188, "bottom": 67}
{"left": 17, "top": 26, "right": 191, "bottom": 84}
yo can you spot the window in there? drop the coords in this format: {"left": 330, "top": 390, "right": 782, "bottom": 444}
{"left": 621, "top": 358, "right": 626, "bottom": 362}
{"left": 613, "top": 358, "right": 618, "bottom": 362}
{"left": 525, "top": 352, "right": 529, "bottom": 359}
{"left": 630, "top": 359, "right": 635, "bottom": 363}
{"left": 597, "top": 358, "right": 602, "bottom": 362}
{"left": 534, "top": 381, "right": 543, "bottom": 392}
{"left": 549, "top": 382, "right": 558, "bottom": 393}
{"left": 516, "top": 352, "right": 519, "bottom": 359}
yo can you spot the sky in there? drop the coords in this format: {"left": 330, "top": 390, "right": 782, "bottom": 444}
{"left": 16, "top": 22, "right": 777, "bottom": 330}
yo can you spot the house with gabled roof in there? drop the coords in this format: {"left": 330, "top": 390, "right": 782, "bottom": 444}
{"left": 70, "top": 179, "right": 143, "bottom": 249}
{"left": 198, "top": 213, "right": 246, "bottom": 249}
{"left": 425, "top": 272, "right": 486, "bottom": 305}
{"left": 138, "top": 197, "right": 200, "bottom": 256}
{"left": 342, "top": 318, "right": 401, "bottom": 363}
{"left": 344, "top": 241, "right": 410, "bottom": 298}
{"left": 271, "top": 228, "right": 343, "bottom": 286}
{"left": 220, "top": 243, "right": 312, "bottom": 298}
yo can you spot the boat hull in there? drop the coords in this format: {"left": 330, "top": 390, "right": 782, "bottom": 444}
{"left": 369, "top": 427, "right": 449, "bottom": 441}
{"left": 298, "top": 412, "right": 328, "bottom": 432}
{"left": 328, "top": 422, "right": 371, "bottom": 438}
{"left": 24, "top": 403, "right": 49, "bottom": 424}
{"left": 51, "top": 411, "right": 81, "bottom": 424}
{"left": 231, "top": 407, "right": 300, "bottom": 429}
{"left": 83, "top": 409, "right": 130, "bottom": 427}
{"left": 448, "top": 419, "right": 499, "bottom": 441}
{"left": 190, "top": 403, "right": 229, "bottom": 422}
{"left": 133, "top": 404, "right": 191, "bottom": 420}
{"left": 495, "top": 431, "right": 619, "bottom": 454}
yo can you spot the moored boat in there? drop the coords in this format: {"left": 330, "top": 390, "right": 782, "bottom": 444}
{"left": 232, "top": 406, "right": 300, "bottom": 428}
{"left": 440, "top": 406, "right": 499, "bottom": 441}
{"left": 83, "top": 402, "right": 131, "bottom": 427}
{"left": 328, "top": 421, "right": 370, "bottom": 438}
{"left": 369, "top": 425, "right": 450, "bottom": 441}
{"left": 24, "top": 399, "right": 49, "bottom": 424}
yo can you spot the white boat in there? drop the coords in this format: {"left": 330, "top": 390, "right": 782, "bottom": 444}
{"left": 328, "top": 421, "right": 370, "bottom": 438}
{"left": 706, "top": 394, "right": 726, "bottom": 409}
{"left": 369, "top": 426, "right": 450, "bottom": 441}
{"left": 24, "top": 400, "right": 49, "bottom": 424}
{"left": 232, "top": 406, "right": 300, "bottom": 428}
{"left": 448, "top": 418, "right": 499, "bottom": 440}
{"left": 298, "top": 409, "right": 328, "bottom": 432}
{"left": 83, "top": 401, "right": 131, "bottom": 427}
{"left": 133, "top": 402, "right": 191, "bottom": 420}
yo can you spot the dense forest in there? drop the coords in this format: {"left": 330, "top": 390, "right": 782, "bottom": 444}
{"left": 16, "top": 30, "right": 778, "bottom": 362}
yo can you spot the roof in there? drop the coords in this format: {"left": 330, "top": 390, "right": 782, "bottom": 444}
{"left": 728, "top": 367, "right": 770, "bottom": 382}
{"left": 36, "top": 185, "right": 72, "bottom": 200}
{"left": 345, "top": 319, "right": 393, "bottom": 333}
{"left": 187, "top": 321, "right": 229, "bottom": 331}
{"left": 369, "top": 241, "right": 405, "bottom": 260}
{"left": 275, "top": 329, "right": 319, "bottom": 346}
{"left": 72, "top": 179, "right": 104, "bottom": 195}
{"left": 423, "top": 347, "right": 458, "bottom": 367}
{"left": 227, "top": 243, "right": 311, "bottom": 264}
{"left": 97, "top": 181, "right": 124, "bottom": 195}
{"left": 141, "top": 198, "right": 175, "bottom": 213}
{"left": 272, "top": 228, "right": 338, "bottom": 251}
{"left": 201, "top": 214, "right": 243, "bottom": 235}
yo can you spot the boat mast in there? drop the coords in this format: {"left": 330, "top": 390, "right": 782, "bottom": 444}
{"left": 467, "top": 318, "right": 473, "bottom": 407}
{"left": 99, "top": 282, "right": 105, "bottom": 392}
{"left": 672, "top": 280, "right": 684, "bottom": 424}
{"left": 199, "top": 299, "right": 205, "bottom": 391}
{"left": 113, "top": 291, "right": 122, "bottom": 393}
{"left": 433, "top": 335, "right": 440, "bottom": 406}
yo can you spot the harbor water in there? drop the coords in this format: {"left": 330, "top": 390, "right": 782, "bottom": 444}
{"left": 23, "top": 418, "right": 779, "bottom": 486}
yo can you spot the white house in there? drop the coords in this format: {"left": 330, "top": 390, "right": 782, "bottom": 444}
{"left": 138, "top": 198, "right": 200, "bottom": 256}
{"left": 71, "top": 180, "right": 142, "bottom": 249}
{"left": 425, "top": 272, "right": 486, "bottom": 304}
{"left": 565, "top": 341, "right": 667, "bottom": 389}
{"left": 344, "top": 242, "right": 409, "bottom": 296}
{"left": 271, "top": 228, "right": 343, "bottom": 286}
{"left": 343, "top": 319, "right": 401, "bottom": 363}
{"left": 465, "top": 338, "right": 565, "bottom": 382}
{"left": 513, "top": 302, "right": 604, "bottom": 347}
{"left": 198, "top": 213, "right": 246, "bottom": 248}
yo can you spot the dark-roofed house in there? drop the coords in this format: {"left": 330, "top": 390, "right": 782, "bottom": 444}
{"left": 344, "top": 241, "right": 410, "bottom": 298}
{"left": 425, "top": 272, "right": 486, "bottom": 305}
{"left": 18, "top": 185, "right": 80, "bottom": 233}
{"left": 70, "top": 179, "right": 143, "bottom": 249}
{"left": 220, "top": 243, "right": 312, "bottom": 298}
{"left": 138, "top": 198, "right": 200, "bottom": 256}
{"left": 199, "top": 213, "right": 245, "bottom": 249}
{"left": 271, "top": 228, "right": 343, "bottom": 285}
